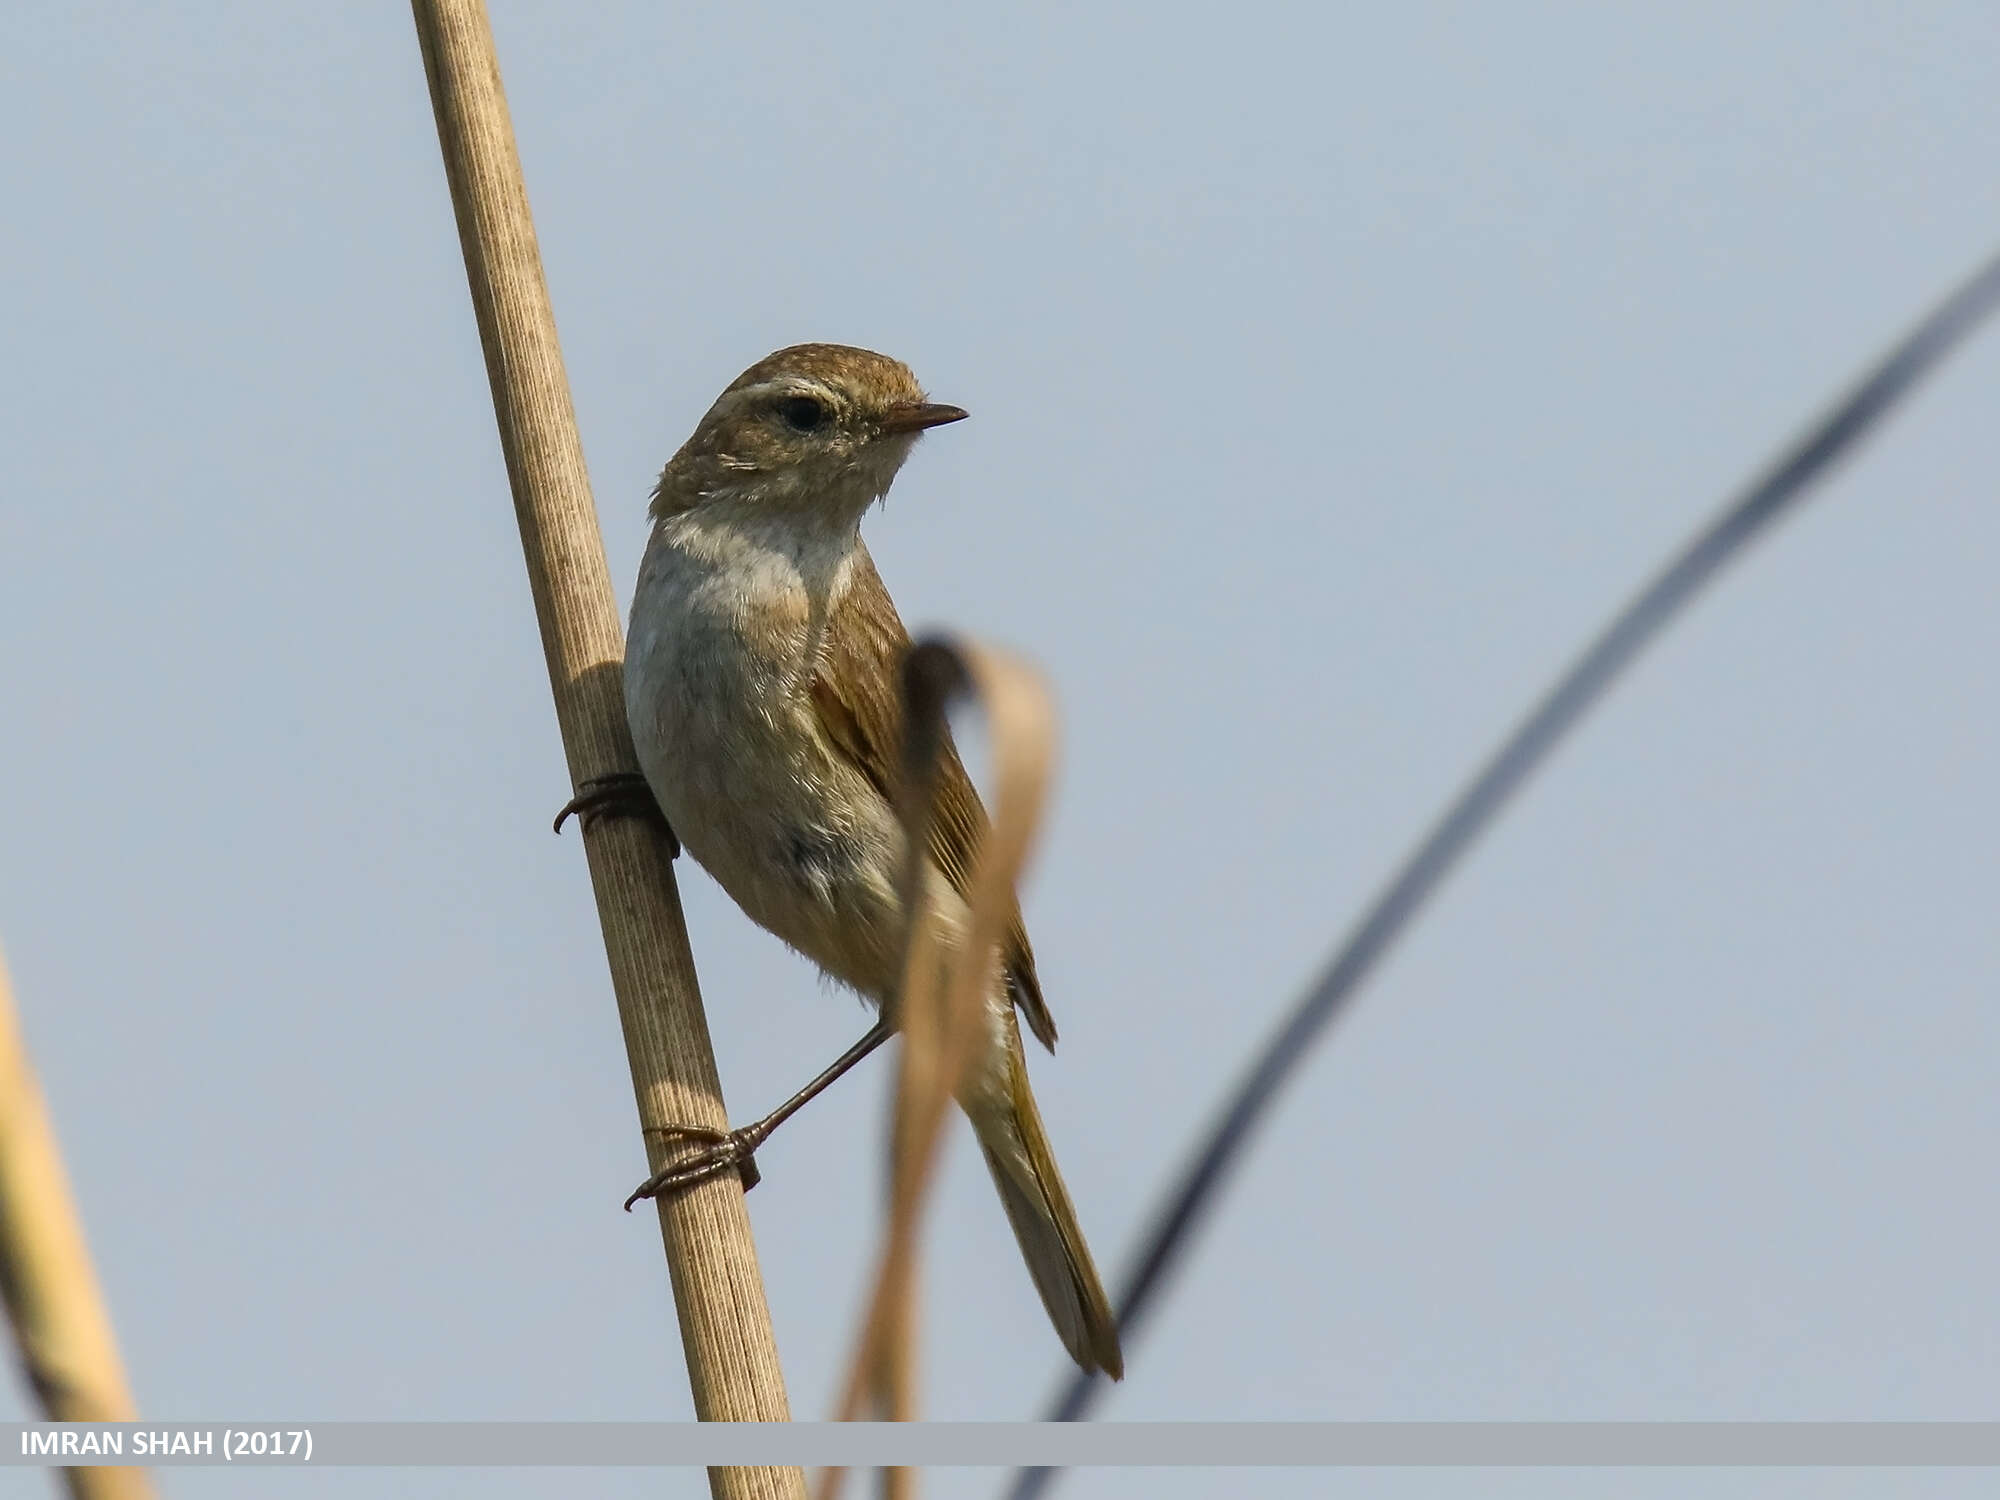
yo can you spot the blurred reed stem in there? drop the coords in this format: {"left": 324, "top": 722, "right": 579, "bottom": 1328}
{"left": 819, "top": 641, "right": 1058, "bottom": 1500}
{"left": 0, "top": 946, "right": 155, "bottom": 1500}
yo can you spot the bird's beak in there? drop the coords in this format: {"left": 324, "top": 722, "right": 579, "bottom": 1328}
{"left": 879, "top": 402, "right": 969, "bottom": 434}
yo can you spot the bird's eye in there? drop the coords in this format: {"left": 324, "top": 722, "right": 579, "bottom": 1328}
{"left": 777, "top": 395, "right": 829, "bottom": 433}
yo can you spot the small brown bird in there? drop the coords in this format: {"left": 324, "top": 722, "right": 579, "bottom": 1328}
{"left": 617, "top": 343, "right": 1123, "bottom": 1378}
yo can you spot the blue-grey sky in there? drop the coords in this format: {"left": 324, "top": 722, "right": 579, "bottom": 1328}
{"left": 3, "top": 3, "right": 1997, "bottom": 1498}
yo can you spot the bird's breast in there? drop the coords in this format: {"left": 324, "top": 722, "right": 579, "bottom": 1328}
{"left": 625, "top": 533, "right": 818, "bottom": 834}
{"left": 624, "top": 524, "right": 906, "bottom": 994}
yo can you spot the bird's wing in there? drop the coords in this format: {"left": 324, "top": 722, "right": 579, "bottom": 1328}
{"left": 809, "top": 546, "right": 1058, "bottom": 1051}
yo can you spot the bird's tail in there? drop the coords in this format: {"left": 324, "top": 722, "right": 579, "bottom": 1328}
{"left": 963, "top": 1015, "right": 1124, "bottom": 1379}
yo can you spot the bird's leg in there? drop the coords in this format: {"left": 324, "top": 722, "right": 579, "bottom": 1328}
{"left": 553, "top": 771, "right": 678, "bottom": 856}
{"left": 624, "top": 1019, "right": 895, "bottom": 1207}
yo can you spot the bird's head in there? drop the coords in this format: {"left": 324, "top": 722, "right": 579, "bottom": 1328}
{"left": 649, "top": 344, "right": 967, "bottom": 526}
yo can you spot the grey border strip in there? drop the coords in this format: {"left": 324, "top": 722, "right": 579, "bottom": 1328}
{"left": 7, "top": 1422, "right": 2000, "bottom": 1467}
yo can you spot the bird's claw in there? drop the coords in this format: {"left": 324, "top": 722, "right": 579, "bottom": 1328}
{"left": 625, "top": 1125, "right": 764, "bottom": 1208}
{"left": 554, "top": 772, "right": 679, "bottom": 856}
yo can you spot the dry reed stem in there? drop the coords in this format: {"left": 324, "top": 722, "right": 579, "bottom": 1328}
{"left": 816, "top": 640, "right": 1058, "bottom": 1500}
{"left": 0, "top": 947, "right": 154, "bottom": 1500}
{"left": 409, "top": 5, "right": 801, "bottom": 1495}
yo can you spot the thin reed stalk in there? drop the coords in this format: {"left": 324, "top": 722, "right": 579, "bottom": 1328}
{"left": 408, "top": 6, "right": 802, "bottom": 1496}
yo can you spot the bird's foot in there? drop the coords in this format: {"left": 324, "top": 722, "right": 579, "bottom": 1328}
{"left": 625, "top": 1123, "right": 768, "bottom": 1207}
{"left": 553, "top": 772, "right": 679, "bottom": 855}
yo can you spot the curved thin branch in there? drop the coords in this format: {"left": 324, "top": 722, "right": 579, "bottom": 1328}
{"left": 1006, "top": 246, "right": 2000, "bottom": 1500}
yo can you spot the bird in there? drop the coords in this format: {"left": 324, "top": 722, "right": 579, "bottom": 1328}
{"left": 608, "top": 342, "right": 1122, "bottom": 1379}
